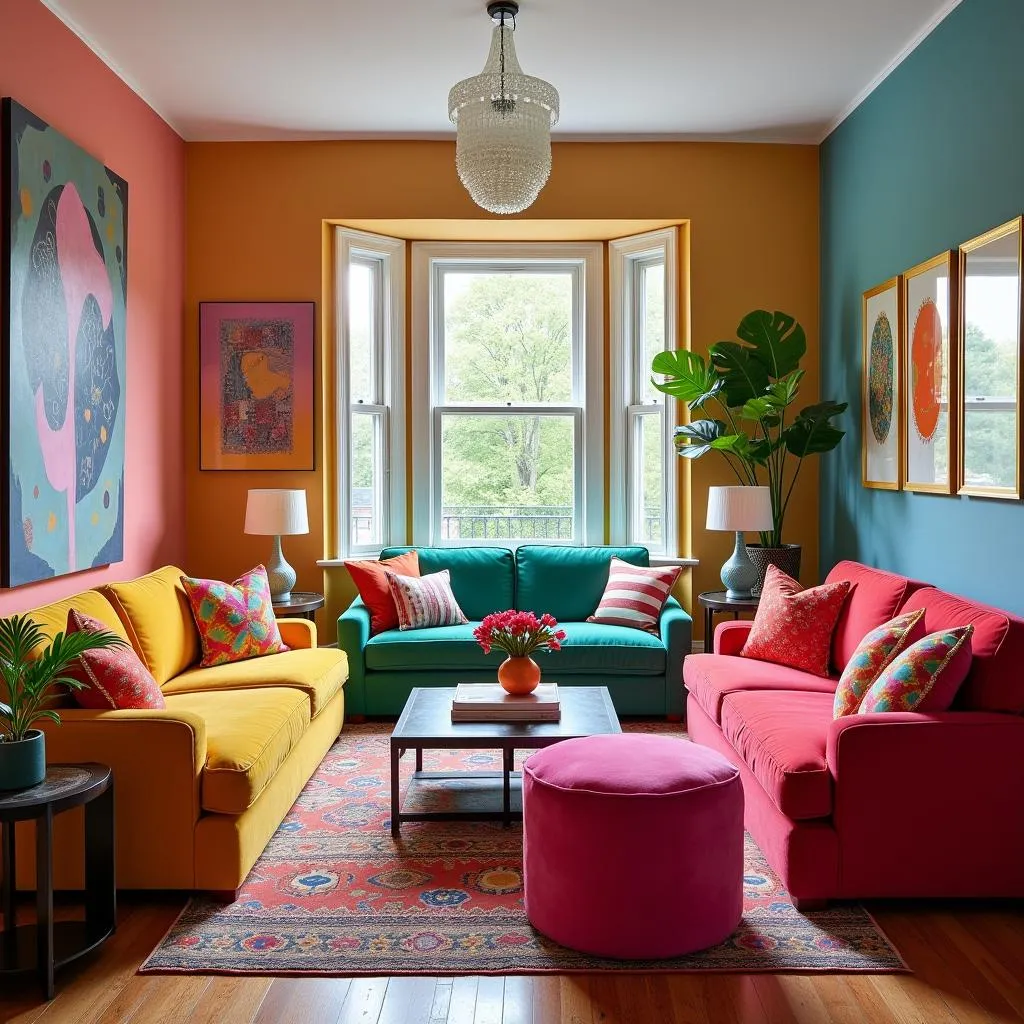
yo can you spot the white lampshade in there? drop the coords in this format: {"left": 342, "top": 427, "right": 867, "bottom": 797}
{"left": 244, "top": 489, "right": 309, "bottom": 536}
{"left": 706, "top": 486, "right": 773, "bottom": 532}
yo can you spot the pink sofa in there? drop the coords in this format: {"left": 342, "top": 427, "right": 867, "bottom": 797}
{"left": 684, "top": 560, "right": 1024, "bottom": 908}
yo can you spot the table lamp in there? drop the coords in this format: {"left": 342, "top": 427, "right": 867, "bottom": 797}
{"left": 244, "top": 489, "right": 309, "bottom": 601}
{"left": 706, "top": 486, "right": 773, "bottom": 599}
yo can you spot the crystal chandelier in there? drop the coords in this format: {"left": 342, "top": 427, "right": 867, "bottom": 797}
{"left": 448, "top": 1, "right": 560, "bottom": 215}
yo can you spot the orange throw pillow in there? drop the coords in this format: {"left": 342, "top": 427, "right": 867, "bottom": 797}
{"left": 741, "top": 565, "right": 852, "bottom": 678}
{"left": 344, "top": 551, "right": 421, "bottom": 634}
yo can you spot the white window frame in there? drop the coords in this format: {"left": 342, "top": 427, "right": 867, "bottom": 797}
{"left": 411, "top": 242, "right": 604, "bottom": 547}
{"left": 333, "top": 227, "right": 405, "bottom": 558}
{"left": 609, "top": 228, "right": 679, "bottom": 558}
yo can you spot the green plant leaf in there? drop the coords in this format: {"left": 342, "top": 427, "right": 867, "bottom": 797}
{"left": 740, "top": 396, "right": 785, "bottom": 421}
{"left": 783, "top": 401, "right": 849, "bottom": 456}
{"left": 768, "top": 369, "right": 804, "bottom": 406}
{"left": 709, "top": 342, "right": 771, "bottom": 407}
{"left": 651, "top": 350, "right": 724, "bottom": 409}
{"left": 748, "top": 437, "right": 782, "bottom": 465}
{"left": 710, "top": 434, "right": 755, "bottom": 460}
{"left": 736, "top": 310, "right": 807, "bottom": 378}
{"left": 673, "top": 419, "right": 728, "bottom": 459}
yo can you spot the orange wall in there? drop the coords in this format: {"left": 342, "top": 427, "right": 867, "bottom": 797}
{"left": 0, "top": 0, "right": 186, "bottom": 615}
{"left": 185, "top": 141, "right": 819, "bottom": 639}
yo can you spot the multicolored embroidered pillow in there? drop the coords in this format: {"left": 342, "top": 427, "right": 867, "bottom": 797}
{"left": 65, "top": 609, "right": 166, "bottom": 711}
{"left": 386, "top": 569, "right": 468, "bottom": 630}
{"left": 858, "top": 625, "right": 975, "bottom": 714}
{"left": 832, "top": 609, "right": 927, "bottom": 718}
{"left": 741, "top": 565, "right": 851, "bottom": 678}
{"left": 587, "top": 557, "right": 682, "bottom": 634}
{"left": 181, "top": 565, "right": 288, "bottom": 667}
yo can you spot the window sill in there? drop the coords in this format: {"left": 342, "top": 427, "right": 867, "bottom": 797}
{"left": 318, "top": 556, "right": 382, "bottom": 568}
{"left": 320, "top": 554, "right": 698, "bottom": 568}
{"left": 651, "top": 556, "right": 699, "bottom": 568}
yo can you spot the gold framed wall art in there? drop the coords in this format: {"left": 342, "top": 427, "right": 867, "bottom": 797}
{"left": 862, "top": 276, "right": 903, "bottom": 489}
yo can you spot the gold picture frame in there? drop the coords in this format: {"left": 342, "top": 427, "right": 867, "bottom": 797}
{"left": 902, "top": 250, "right": 958, "bottom": 494}
{"left": 862, "top": 276, "right": 903, "bottom": 490}
{"left": 957, "top": 217, "right": 1023, "bottom": 500}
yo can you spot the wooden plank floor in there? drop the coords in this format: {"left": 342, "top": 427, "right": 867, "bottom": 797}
{"left": 2, "top": 898, "right": 1024, "bottom": 1023}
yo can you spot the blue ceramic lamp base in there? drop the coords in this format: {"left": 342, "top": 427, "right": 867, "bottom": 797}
{"left": 720, "top": 531, "right": 758, "bottom": 600}
{"left": 265, "top": 534, "right": 296, "bottom": 602}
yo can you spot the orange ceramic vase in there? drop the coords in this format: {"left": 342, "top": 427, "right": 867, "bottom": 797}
{"left": 497, "top": 655, "right": 541, "bottom": 695}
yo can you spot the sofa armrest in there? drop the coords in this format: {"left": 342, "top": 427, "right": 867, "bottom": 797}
{"left": 338, "top": 597, "right": 371, "bottom": 715}
{"left": 714, "top": 620, "right": 752, "bottom": 655}
{"left": 278, "top": 617, "right": 317, "bottom": 649}
{"left": 35, "top": 708, "right": 207, "bottom": 889}
{"left": 660, "top": 597, "right": 691, "bottom": 717}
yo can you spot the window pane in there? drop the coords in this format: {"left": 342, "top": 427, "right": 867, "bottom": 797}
{"left": 641, "top": 261, "right": 665, "bottom": 402}
{"left": 350, "top": 411, "right": 383, "bottom": 547}
{"left": 632, "top": 411, "right": 663, "bottom": 548}
{"left": 440, "top": 414, "right": 575, "bottom": 541}
{"left": 443, "top": 272, "right": 573, "bottom": 404}
{"left": 964, "top": 409, "right": 1017, "bottom": 490}
{"left": 348, "top": 262, "right": 374, "bottom": 404}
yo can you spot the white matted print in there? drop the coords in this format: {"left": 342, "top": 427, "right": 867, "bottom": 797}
{"left": 903, "top": 251, "right": 957, "bottom": 494}
{"left": 862, "top": 277, "right": 902, "bottom": 489}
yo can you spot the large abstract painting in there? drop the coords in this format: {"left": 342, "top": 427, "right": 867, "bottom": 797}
{"left": 1, "top": 99, "right": 128, "bottom": 587}
{"left": 199, "top": 301, "right": 315, "bottom": 470}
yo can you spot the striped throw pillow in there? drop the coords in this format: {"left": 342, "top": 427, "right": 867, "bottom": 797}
{"left": 386, "top": 569, "right": 469, "bottom": 630}
{"left": 587, "top": 557, "right": 681, "bottom": 634}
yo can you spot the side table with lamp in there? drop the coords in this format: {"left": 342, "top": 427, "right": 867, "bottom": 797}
{"left": 700, "top": 485, "right": 773, "bottom": 648}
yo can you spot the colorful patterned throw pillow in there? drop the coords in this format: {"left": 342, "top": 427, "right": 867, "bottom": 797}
{"left": 741, "top": 565, "right": 851, "bottom": 677}
{"left": 385, "top": 569, "right": 468, "bottom": 630}
{"left": 587, "top": 557, "right": 682, "bottom": 634}
{"left": 832, "top": 609, "right": 927, "bottom": 718}
{"left": 66, "top": 609, "right": 166, "bottom": 711}
{"left": 858, "top": 625, "right": 975, "bottom": 714}
{"left": 181, "top": 565, "right": 289, "bottom": 667}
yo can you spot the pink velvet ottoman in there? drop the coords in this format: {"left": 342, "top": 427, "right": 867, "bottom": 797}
{"left": 522, "top": 734, "right": 743, "bottom": 959}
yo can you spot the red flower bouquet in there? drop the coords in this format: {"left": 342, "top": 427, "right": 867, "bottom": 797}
{"left": 473, "top": 610, "right": 566, "bottom": 657}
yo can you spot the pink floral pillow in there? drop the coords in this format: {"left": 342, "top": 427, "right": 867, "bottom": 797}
{"left": 832, "top": 610, "right": 926, "bottom": 718}
{"left": 858, "top": 625, "right": 974, "bottom": 714}
{"left": 181, "top": 565, "right": 288, "bottom": 667}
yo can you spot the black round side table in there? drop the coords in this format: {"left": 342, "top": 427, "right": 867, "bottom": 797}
{"left": 272, "top": 591, "right": 325, "bottom": 622}
{"left": 0, "top": 764, "right": 115, "bottom": 1000}
{"left": 697, "top": 591, "right": 761, "bottom": 651}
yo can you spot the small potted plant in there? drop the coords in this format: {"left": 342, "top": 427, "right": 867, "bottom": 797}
{"left": 474, "top": 611, "right": 566, "bottom": 695}
{"left": 0, "top": 614, "right": 126, "bottom": 791}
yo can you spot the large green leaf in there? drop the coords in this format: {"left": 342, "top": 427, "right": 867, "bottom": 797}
{"left": 673, "top": 419, "right": 728, "bottom": 459}
{"left": 710, "top": 434, "right": 755, "bottom": 461}
{"left": 651, "top": 350, "right": 724, "bottom": 409}
{"left": 768, "top": 369, "right": 804, "bottom": 406}
{"left": 709, "top": 342, "right": 771, "bottom": 407}
{"left": 736, "top": 310, "right": 807, "bottom": 378}
{"left": 783, "top": 401, "right": 848, "bottom": 457}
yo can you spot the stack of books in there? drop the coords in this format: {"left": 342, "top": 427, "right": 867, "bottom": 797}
{"left": 451, "top": 683, "right": 561, "bottom": 722}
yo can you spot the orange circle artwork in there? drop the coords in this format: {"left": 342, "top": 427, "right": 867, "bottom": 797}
{"left": 911, "top": 299, "right": 943, "bottom": 441}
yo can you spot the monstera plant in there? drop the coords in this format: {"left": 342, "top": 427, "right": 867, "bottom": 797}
{"left": 652, "top": 310, "right": 846, "bottom": 556}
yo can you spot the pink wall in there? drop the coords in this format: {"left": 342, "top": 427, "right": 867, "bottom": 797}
{"left": 0, "top": 0, "right": 186, "bottom": 614}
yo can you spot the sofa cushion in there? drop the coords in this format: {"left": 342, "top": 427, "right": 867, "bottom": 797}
{"left": 719, "top": 690, "right": 834, "bottom": 820}
{"left": 101, "top": 566, "right": 202, "bottom": 685}
{"left": 683, "top": 653, "right": 836, "bottom": 724}
{"left": 901, "top": 588, "right": 1024, "bottom": 714}
{"left": 824, "top": 561, "right": 927, "bottom": 674}
{"left": 588, "top": 558, "right": 681, "bottom": 634}
{"left": 164, "top": 687, "right": 311, "bottom": 815}
{"left": 387, "top": 569, "right": 469, "bottom": 630}
{"left": 379, "top": 547, "right": 514, "bottom": 621}
{"left": 21, "top": 590, "right": 130, "bottom": 647}
{"left": 365, "top": 621, "right": 666, "bottom": 675}
{"left": 163, "top": 647, "right": 348, "bottom": 718}
{"left": 516, "top": 545, "right": 650, "bottom": 622}
{"left": 344, "top": 550, "right": 420, "bottom": 635}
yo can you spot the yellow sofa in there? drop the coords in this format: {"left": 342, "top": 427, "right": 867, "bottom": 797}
{"left": 13, "top": 565, "right": 348, "bottom": 896}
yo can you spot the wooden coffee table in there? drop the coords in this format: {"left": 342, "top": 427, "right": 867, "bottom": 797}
{"left": 389, "top": 686, "right": 621, "bottom": 835}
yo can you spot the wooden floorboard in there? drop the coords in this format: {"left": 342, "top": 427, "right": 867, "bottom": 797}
{"left": 2, "top": 899, "right": 1024, "bottom": 1024}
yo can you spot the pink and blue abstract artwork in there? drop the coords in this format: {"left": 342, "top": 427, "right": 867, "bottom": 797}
{"left": 2, "top": 98, "right": 127, "bottom": 587}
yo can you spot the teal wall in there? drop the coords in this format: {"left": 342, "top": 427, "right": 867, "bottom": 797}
{"left": 820, "top": 0, "right": 1024, "bottom": 614}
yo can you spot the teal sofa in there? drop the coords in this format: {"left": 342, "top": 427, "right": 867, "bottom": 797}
{"left": 337, "top": 545, "right": 691, "bottom": 717}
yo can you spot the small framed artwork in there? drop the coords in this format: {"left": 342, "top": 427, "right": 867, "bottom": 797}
{"left": 199, "top": 301, "right": 315, "bottom": 471}
{"left": 862, "top": 276, "right": 903, "bottom": 489}
{"left": 957, "top": 217, "right": 1023, "bottom": 499}
{"left": 902, "top": 251, "right": 958, "bottom": 494}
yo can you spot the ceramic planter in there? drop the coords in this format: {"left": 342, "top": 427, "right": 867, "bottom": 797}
{"left": 0, "top": 729, "right": 46, "bottom": 790}
{"left": 747, "top": 544, "right": 802, "bottom": 595}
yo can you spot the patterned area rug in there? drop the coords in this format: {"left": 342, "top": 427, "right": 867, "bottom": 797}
{"left": 141, "top": 723, "right": 906, "bottom": 975}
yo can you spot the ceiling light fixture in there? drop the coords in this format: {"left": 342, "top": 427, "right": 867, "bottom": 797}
{"left": 448, "top": 1, "right": 559, "bottom": 215}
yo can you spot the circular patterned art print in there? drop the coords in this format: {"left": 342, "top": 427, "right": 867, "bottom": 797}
{"left": 868, "top": 312, "right": 894, "bottom": 444}
{"left": 911, "top": 298, "right": 943, "bottom": 442}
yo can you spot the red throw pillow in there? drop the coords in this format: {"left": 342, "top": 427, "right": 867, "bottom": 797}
{"left": 344, "top": 551, "right": 421, "bottom": 634}
{"left": 741, "top": 565, "right": 851, "bottom": 678}
{"left": 65, "top": 610, "right": 166, "bottom": 711}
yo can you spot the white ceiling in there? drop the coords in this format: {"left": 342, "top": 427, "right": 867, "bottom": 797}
{"left": 43, "top": 0, "right": 961, "bottom": 143}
